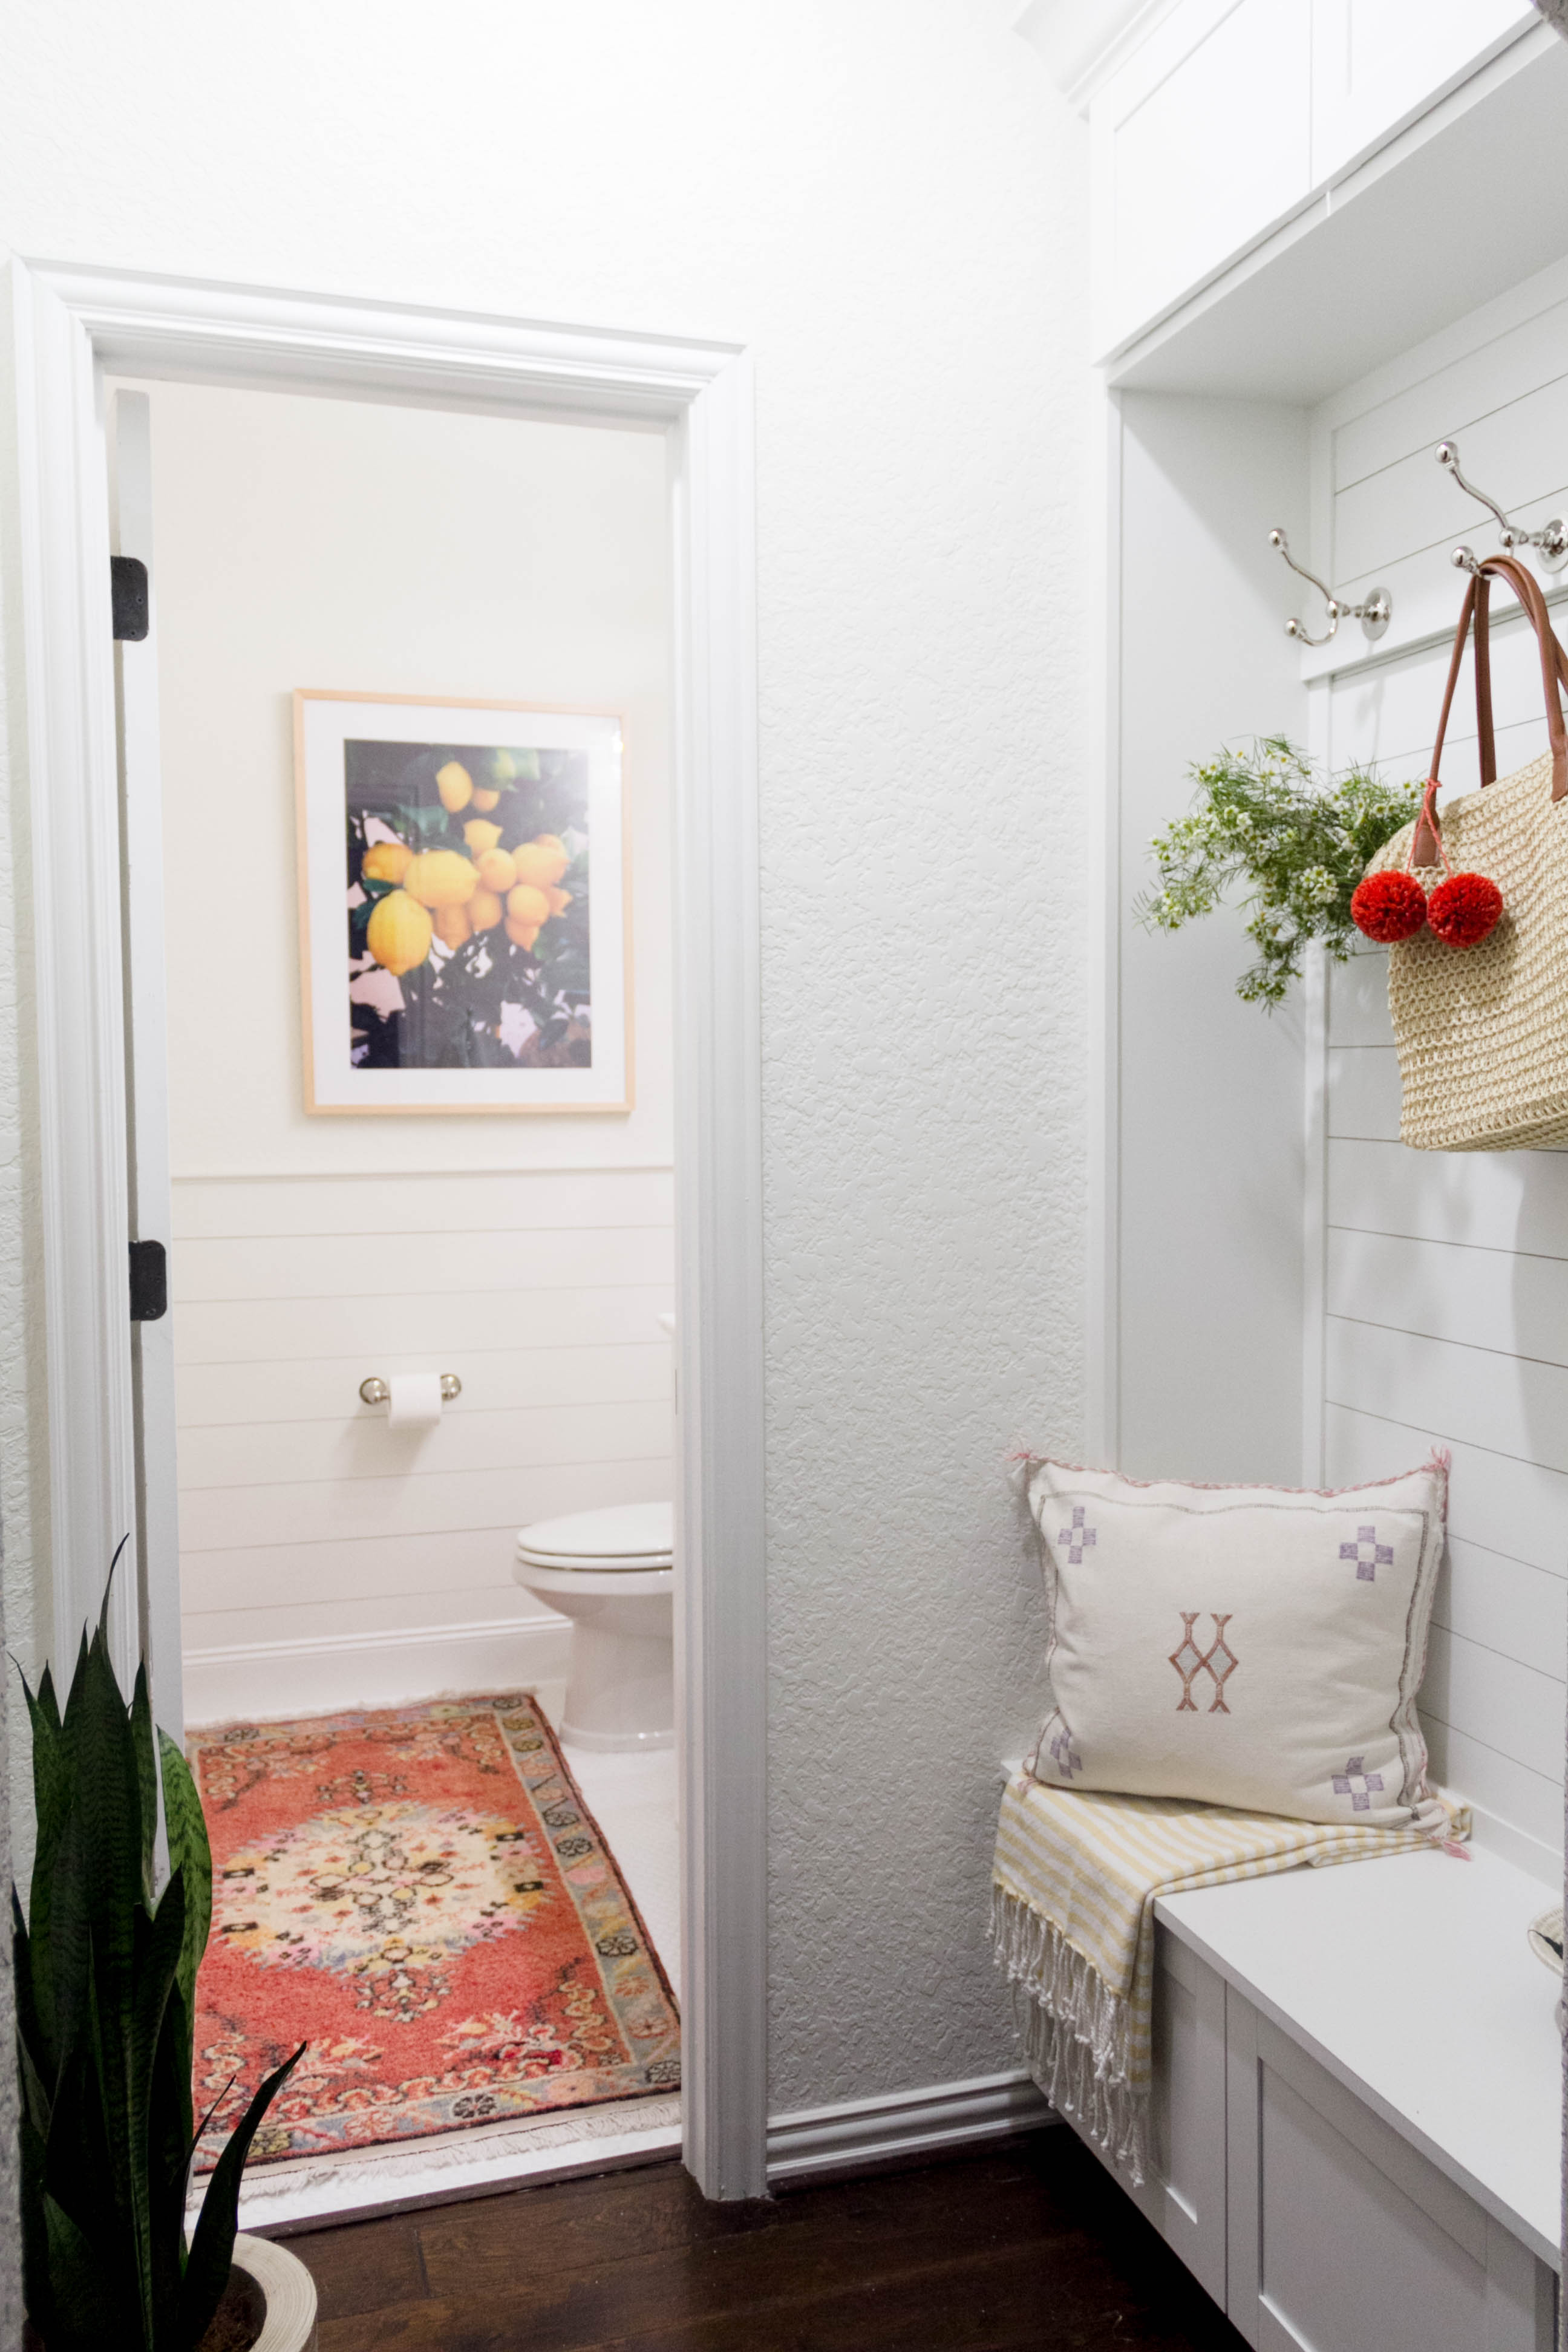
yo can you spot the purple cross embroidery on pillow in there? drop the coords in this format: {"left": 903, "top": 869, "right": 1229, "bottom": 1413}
{"left": 1332, "top": 1756, "right": 1385, "bottom": 1812}
{"left": 1339, "top": 1524, "right": 1394, "bottom": 1583}
{"left": 1057, "top": 1506, "right": 1097, "bottom": 1564}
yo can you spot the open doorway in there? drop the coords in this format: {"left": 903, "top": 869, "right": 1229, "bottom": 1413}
{"left": 111, "top": 376, "right": 687, "bottom": 2223}
{"left": 16, "top": 258, "right": 765, "bottom": 2207}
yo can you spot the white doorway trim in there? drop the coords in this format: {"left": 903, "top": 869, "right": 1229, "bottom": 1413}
{"left": 7, "top": 257, "right": 768, "bottom": 2201}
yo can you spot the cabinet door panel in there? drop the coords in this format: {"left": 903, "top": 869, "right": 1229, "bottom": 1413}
{"left": 1226, "top": 1996, "right": 1555, "bottom": 2352}
{"left": 1256, "top": 2063, "right": 1486, "bottom": 2352}
{"left": 1152, "top": 1928, "right": 1228, "bottom": 2307}
{"left": 1094, "top": 0, "right": 1312, "bottom": 354}
{"left": 1311, "top": 0, "right": 1535, "bottom": 183}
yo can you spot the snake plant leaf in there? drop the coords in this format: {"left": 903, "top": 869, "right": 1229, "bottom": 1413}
{"left": 68, "top": 1624, "right": 145, "bottom": 2009}
{"left": 158, "top": 1727, "right": 211, "bottom": 2100}
{"left": 132, "top": 1661, "right": 160, "bottom": 1908}
{"left": 11, "top": 1889, "right": 50, "bottom": 2125}
{"left": 42, "top": 1795, "right": 94, "bottom": 2110}
{"left": 178, "top": 2042, "right": 307, "bottom": 2351}
{"left": 18, "top": 2104, "right": 53, "bottom": 2342}
{"left": 40, "top": 2189, "right": 120, "bottom": 2352}
{"left": 146, "top": 1967, "right": 198, "bottom": 2325}
{"left": 16, "top": 1553, "right": 306, "bottom": 2351}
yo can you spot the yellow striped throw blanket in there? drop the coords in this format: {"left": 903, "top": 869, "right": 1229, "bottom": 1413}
{"left": 991, "top": 1771, "right": 1467, "bottom": 2184}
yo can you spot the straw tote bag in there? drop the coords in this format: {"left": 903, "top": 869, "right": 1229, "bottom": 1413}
{"left": 1363, "top": 553, "right": 1568, "bottom": 1151}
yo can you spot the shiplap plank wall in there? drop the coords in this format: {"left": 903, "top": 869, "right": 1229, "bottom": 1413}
{"left": 174, "top": 1168, "right": 675, "bottom": 1665}
{"left": 1316, "top": 275, "right": 1568, "bottom": 1867}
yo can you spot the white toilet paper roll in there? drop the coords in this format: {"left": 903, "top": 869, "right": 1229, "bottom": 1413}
{"left": 386, "top": 1373, "right": 445, "bottom": 1429}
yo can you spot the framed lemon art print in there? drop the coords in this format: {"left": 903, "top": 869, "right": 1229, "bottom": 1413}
{"left": 295, "top": 692, "right": 631, "bottom": 1114}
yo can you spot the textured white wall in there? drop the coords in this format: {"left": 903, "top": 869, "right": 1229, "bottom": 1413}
{"left": 0, "top": 1, "right": 1091, "bottom": 2114}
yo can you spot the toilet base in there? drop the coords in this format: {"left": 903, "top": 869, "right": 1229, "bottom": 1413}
{"left": 561, "top": 1717, "right": 675, "bottom": 1754}
{"left": 514, "top": 1569, "right": 674, "bottom": 1755}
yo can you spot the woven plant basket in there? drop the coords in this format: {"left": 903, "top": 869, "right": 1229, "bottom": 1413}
{"left": 1363, "top": 554, "right": 1568, "bottom": 1151}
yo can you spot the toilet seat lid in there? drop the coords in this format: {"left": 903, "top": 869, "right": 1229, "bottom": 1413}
{"left": 515, "top": 1498, "right": 673, "bottom": 1569}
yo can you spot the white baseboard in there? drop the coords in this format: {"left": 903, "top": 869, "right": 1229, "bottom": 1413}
{"left": 1464, "top": 1797, "right": 1563, "bottom": 1889}
{"left": 766, "top": 2069, "right": 1057, "bottom": 2188}
{"left": 182, "top": 1612, "right": 572, "bottom": 1725}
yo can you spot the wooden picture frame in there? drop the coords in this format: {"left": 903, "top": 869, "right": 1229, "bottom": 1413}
{"left": 294, "top": 690, "right": 633, "bottom": 1114}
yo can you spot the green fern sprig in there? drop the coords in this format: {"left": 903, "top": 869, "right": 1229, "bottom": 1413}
{"left": 1135, "top": 737, "right": 1423, "bottom": 1007}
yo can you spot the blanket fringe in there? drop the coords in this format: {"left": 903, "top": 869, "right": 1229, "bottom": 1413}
{"left": 988, "top": 1884, "right": 1149, "bottom": 2186}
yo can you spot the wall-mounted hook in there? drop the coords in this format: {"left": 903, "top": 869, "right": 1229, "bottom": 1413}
{"left": 1268, "top": 528, "right": 1392, "bottom": 646}
{"left": 1437, "top": 441, "right": 1568, "bottom": 573}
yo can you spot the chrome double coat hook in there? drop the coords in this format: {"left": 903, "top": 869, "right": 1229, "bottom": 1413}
{"left": 1437, "top": 440, "right": 1568, "bottom": 577}
{"left": 1268, "top": 529, "right": 1392, "bottom": 647}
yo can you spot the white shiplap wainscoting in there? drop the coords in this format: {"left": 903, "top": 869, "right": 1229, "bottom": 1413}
{"left": 175, "top": 1166, "right": 674, "bottom": 1723}
{"left": 1304, "top": 256, "right": 1568, "bottom": 1879}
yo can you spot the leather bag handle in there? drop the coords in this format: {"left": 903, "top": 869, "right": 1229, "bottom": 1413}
{"left": 1416, "top": 554, "right": 1568, "bottom": 862}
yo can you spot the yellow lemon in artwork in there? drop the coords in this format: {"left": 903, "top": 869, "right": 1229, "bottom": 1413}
{"left": 361, "top": 838, "right": 413, "bottom": 886}
{"left": 505, "top": 915, "right": 541, "bottom": 951}
{"left": 365, "top": 890, "right": 432, "bottom": 976}
{"left": 468, "top": 887, "right": 504, "bottom": 930}
{"left": 506, "top": 881, "right": 551, "bottom": 929}
{"left": 433, "top": 903, "right": 472, "bottom": 951}
{"left": 477, "top": 847, "right": 518, "bottom": 893}
{"left": 403, "top": 850, "right": 480, "bottom": 909}
{"left": 436, "top": 760, "right": 474, "bottom": 812}
{"left": 471, "top": 787, "right": 500, "bottom": 811}
{"left": 544, "top": 885, "right": 572, "bottom": 916}
{"left": 510, "top": 838, "right": 570, "bottom": 889}
{"left": 463, "top": 818, "right": 503, "bottom": 856}
{"left": 491, "top": 751, "right": 518, "bottom": 782}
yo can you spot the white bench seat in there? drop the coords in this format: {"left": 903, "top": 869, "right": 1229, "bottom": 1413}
{"left": 1068, "top": 1838, "right": 1561, "bottom": 2351}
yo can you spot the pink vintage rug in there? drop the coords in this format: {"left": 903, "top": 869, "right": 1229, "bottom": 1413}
{"left": 188, "top": 1693, "right": 679, "bottom": 2166}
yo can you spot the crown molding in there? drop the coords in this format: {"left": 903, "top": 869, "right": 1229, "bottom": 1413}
{"left": 1013, "top": 0, "right": 1181, "bottom": 113}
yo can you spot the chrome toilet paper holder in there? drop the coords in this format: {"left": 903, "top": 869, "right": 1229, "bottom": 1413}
{"left": 360, "top": 1374, "right": 462, "bottom": 1406}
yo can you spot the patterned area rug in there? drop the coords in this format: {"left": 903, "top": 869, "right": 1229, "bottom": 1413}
{"left": 188, "top": 1693, "right": 679, "bottom": 2167}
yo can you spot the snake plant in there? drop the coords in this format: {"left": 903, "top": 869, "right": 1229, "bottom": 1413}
{"left": 13, "top": 1555, "right": 302, "bottom": 2350}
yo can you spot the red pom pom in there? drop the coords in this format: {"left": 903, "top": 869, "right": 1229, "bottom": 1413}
{"left": 1351, "top": 870, "right": 1427, "bottom": 943}
{"left": 1426, "top": 871, "right": 1503, "bottom": 949}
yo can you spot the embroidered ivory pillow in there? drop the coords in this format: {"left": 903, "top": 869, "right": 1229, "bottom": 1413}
{"left": 1024, "top": 1455, "right": 1447, "bottom": 1829}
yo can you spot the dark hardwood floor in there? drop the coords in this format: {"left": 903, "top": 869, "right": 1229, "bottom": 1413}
{"left": 288, "top": 2127, "right": 1250, "bottom": 2350}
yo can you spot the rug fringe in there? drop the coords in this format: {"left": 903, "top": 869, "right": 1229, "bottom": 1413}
{"left": 988, "top": 1884, "right": 1149, "bottom": 2186}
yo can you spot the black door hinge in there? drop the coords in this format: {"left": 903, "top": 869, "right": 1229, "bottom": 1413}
{"left": 129, "top": 1240, "right": 168, "bottom": 1322}
{"left": 111, "top": 556, "right": 149, "bottom": 642}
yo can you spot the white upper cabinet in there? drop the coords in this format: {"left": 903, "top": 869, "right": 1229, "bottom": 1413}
{"left": 1088, "top": 0, "right": 1539, "bottom": 360}
{"left": 1311, "top": 0, "right": 1538, "bottom": 183}
{"left": 1092, "top": 0, "right": 1312, "bottom": 359}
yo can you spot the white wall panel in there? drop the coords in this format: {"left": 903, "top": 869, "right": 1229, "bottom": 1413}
{"left": 174, "top": 1283, "right": 673, "bottom": 1365}
{"left": 1325, "top": 1402, "right": 1568, "bottom": 1575}
{"left": 1328, "top": 1140, "right": 1568, "bottom": 1256}
{"left": 172, "top": 1170, "right": 674, "bottom": 1678}
{"left": 175, "top": 1341, "right": 670, "bottom": 1430}
{"left": 1327, "top": 1046, "right": 1400, "bottom": 1141}
{"left": 1325, "top": 1323, "right": 1568, "bottom": 1480}
{"left": 172, "top": 1168, "right": 675, "bottom": 1239}
{"left": 1437, "top": 1537, "right": 1567, "bottom": 1674}
{"left": 1327, "top": 1230, "right": 1568, "bottom": 1368}
{"left": 1316, "top": 276, "right": 1568, "bottom": 1864}
{"left": 1423, "top": 1625, "right": 1564, "bottom": 1790}
{"left": 1421, "top": 1717, "right": 1566, "bottom": 1863}
{"left": 172, "top": 1224, "right": 668, "bottom": 1304}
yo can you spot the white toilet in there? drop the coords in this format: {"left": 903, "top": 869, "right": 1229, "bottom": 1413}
{"left": 514, "top": 1500, "right": 674, "bottom": 1753}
